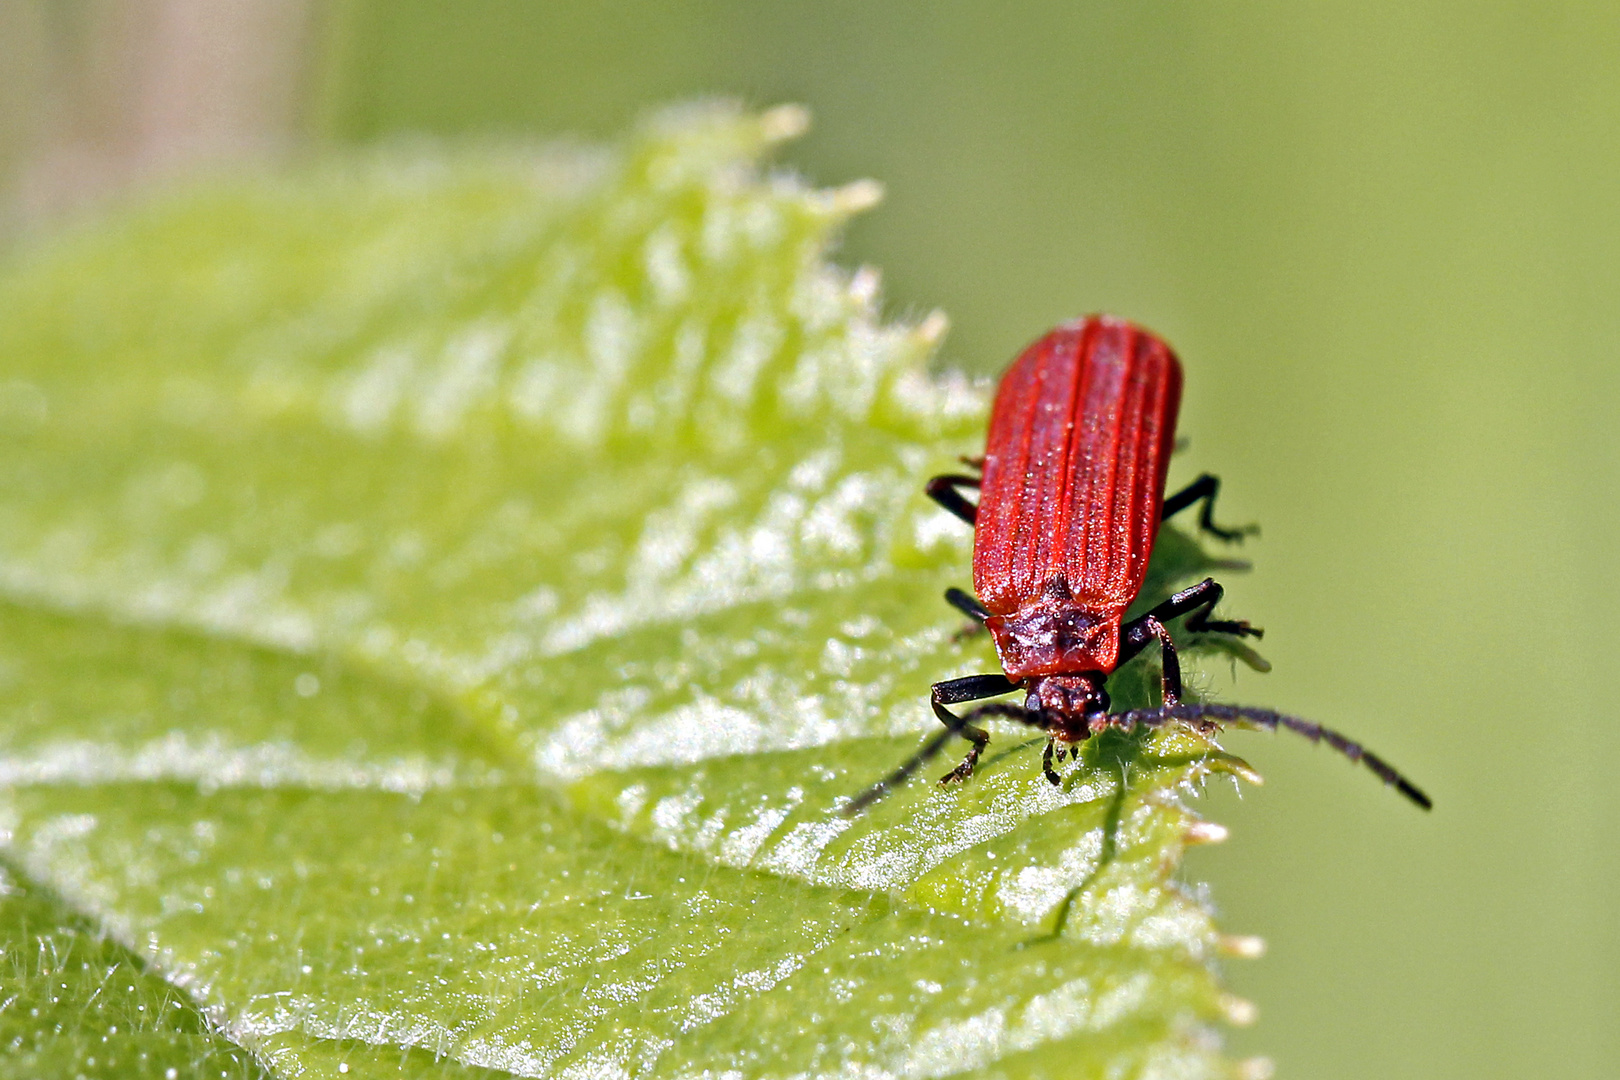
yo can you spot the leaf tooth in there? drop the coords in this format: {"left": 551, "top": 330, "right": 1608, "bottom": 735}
{"left": 1236, "top": 1056, "right": 1278, "bottom": 1080}
{"left": 1217, "top": 933, "right": 1267, "bottom": 959}
{"left": 1183, "top": 819, "right": 1230, "bottom": 846}
{"left": 824, "top": 179, "right": 885, "bottom": 219}
{"left": 1219, "top": 993, "right": 1259, "bottom": 1026}
{"left": 848, "top": 266, "right": 881, "bottom": 306}
{"left": 760, "top": 104, "right": 812, "bottom": 145}
{"left": 1209, "top": 753, "right": 1265, "bottom": 787}
{"left": 914, "top": 309, "right": 949, "bottom": 347}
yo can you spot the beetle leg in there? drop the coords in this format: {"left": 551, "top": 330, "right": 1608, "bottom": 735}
{"left": 1131, "top": 615, "right": 1183, "bottom": 706}
{"left": 1179, "top": 577, "right": 1263, "bottom": 640}
{"left": 1118, "top": 579, "right": 1262, "bottom": 679}
{"left": 1161, "top": 474, "right": 1258, "bottom": 543}
{"left": 945, "top": 587, "right": 989, "bottom": 623}
{"left": 938, "top": 723, "right": 992, "bottom": 784}
{"left": 925, "top": 474, "right": 981, "bottom": 526}
{"left": 944, "top": 586, "right": 990, "bottom": 638}
{"left": 939, "top": 699, "right": 1047, "bottom": 784}
{"left": 843, "top": 673, "right": 1019, "bottom": 814}
{"left": 1041, "top": 737, "right": 1062, "bottom": 786}
{"left": 934, "top": 683, "right": 1030, "bottom": 784}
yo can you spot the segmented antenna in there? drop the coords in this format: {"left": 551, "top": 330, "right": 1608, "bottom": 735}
{"left": 1104, "top": 703, "right": 1432, "bottom": 810}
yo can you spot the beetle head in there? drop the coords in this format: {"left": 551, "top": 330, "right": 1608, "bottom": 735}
{"left": 1025, "top": 673, "right": 1109, "bottom": 741}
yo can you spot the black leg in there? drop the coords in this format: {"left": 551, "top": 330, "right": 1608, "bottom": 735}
{"left": 1132, "top": 615, "right": 1181, "bottom": 706}
{"left": 1118, "top": 578, "right": 1261, "bottom": 669}
{"left": 932, "top": 675, "right": 1029, "bottom": 784}
{"left": 944, "top": 587, "right": 990, "bottom": 639}
{"left": 844, "top": 673, "right": 1019, "bottom": 814}
{"left": 1041, "top": 737, "right": 1063, "bottom": 786}
{"left": 1161, "top": 474, "right": 1257, "bottom": 543}
{"left": 944, "top": 587, "right": 989, "bottom": 623}
{"left": 926, "top": 474, "right": 980, "bottom": 526}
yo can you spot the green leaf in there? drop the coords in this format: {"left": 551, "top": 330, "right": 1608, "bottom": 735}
{"left": 0, "top": 103, "right": 1262, "bottom": 1078}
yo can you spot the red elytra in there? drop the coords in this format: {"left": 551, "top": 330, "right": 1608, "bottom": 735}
{"left": 975, "top": 318, "right": 1181, "bottom": 681}
{"left": 847, "top": 315, "right": 1431, "bottom": 814}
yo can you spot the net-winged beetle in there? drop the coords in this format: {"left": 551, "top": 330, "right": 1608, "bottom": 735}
{"left": 848, "top": 316, "right": 1430, "bottom": 813}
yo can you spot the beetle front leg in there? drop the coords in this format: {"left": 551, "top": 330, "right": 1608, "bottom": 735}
{"left": 938, "top": 698, "right": 1051, "bottom": 783}
{"left": 932, "top": 677, "right": 1031, "bottom": 785}
{"left": 844, "top": 673, "right": 1019, "bottom": 814}
{"left": 1132, "top": 615, "right": 1183, "bottom": 706}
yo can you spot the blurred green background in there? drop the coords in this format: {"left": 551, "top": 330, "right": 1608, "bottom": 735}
{"left": 9, "top": 2, "right": 1619, "bottom": 1076}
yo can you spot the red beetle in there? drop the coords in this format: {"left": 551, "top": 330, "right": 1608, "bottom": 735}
{"left": 850, "top": 316, "right": 1429, "bottom": 812}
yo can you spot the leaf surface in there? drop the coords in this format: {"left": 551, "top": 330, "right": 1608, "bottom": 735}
{"left": 0, "top": 105, "right": 1256, "bottom": 1078}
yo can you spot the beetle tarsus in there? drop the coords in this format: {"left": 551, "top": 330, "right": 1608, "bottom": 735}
{"left": 1041, "top": 738, "right": 1062, "bottom": 786}
{"left": 938, "top": 739, "right": 985, "bottom": 785}
{"left": 1189, "top": 614, "right": 1262, "bottom": 639}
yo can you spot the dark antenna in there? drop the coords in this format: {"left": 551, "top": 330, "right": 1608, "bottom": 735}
{"left": 844, "top": 699, "right": 1433, "bottom": 815}
{"left": 1103, "top": 703, "right": 1433, "bottom": 810}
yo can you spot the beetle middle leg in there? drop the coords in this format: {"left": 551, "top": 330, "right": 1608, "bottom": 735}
{"left": 925, "top": 474, "right": 981, "bottom": 526}
{"left": 943, "top": 586, "right": 990, "bottom": 638}
{"left": 1161, "top": 474, "right": 1258, "bottom": 542}
{"left": 1123, "top": 577, "right": 1262, "bottom": 651}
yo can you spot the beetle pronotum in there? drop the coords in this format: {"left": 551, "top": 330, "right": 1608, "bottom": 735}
{"left": 849, "top": 316, "right": 1430, "bottom": 813}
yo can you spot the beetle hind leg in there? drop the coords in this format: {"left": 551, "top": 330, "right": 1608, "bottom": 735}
{"left": 1161, "top": 474, "right": 1258, "bottom": 543}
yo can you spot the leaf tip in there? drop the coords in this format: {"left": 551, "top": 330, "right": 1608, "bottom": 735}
{"left": 915, "top": 308, "right": 950, "bottom": 346}
{"left": 849, "top": 265, "right": 881, "bottom": 304}
{"left": 1214, "top": 754, "right": 1265, "bottom": 787}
